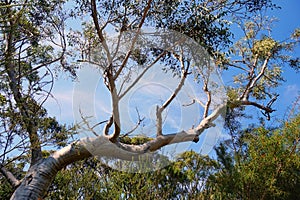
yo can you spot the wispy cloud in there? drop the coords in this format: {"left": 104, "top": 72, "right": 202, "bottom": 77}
{"left": 284, "top": 84, "right": 299, "bottom": 98}
{"left": 44, "top": 84, "right": 74, "bottom": 123}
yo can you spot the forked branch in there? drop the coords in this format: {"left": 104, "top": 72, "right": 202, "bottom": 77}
{"left": 156, "top": 51, "right": 189, "bottom": 136}
{"left": 240, "top": 55, "right": 270, "bottom": 101}
{"left": 114, "top": 0, "right": 153, "bottom": 80}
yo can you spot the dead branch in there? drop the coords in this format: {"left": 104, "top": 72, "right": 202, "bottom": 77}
{"left": 121, "top": 108, "right": 145, "bottom": 138}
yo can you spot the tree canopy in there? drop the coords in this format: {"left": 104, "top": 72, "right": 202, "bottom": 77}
{"left": 0, "top": 0, "right": 299, "bottom": 199}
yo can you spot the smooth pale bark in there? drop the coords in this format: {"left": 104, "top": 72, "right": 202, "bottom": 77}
{"left": 10, "top": 141, "right": 91, "bottom": 200}
{"left": 8, "top": 94, "right": 276, "bottom": 199}
{"left": 10, "top": 132, "right": 201, "bottom": 199}
{"left": 0, "top": 164, "right": 20, "bottom": 188}
{"left": 10, "top": 136, "right": 154, "bottom": 199}
{"left": 10, "top": 103, "right": 227, "bottom": 199}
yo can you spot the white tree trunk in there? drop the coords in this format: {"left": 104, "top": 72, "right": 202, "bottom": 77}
{"left": 10, "top": 139, "right": 91, "bottom": 200}
{"left": 10, "top": 104, "right": 227, "bottom": 199}
{"left": 9, "top": 136, "right": 155, "bottom": 199}
{"left": 10, "top": 158, "right": 61, "bottom": 200}
{"left": 9, "top": 133, "right": 196, "bottom": 199}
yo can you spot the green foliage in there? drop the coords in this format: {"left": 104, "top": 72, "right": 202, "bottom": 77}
{"left": 120, "top": 135, "right": 153, "bottom": 145}
{"left": 222, "top": 16, "right": 299, "bottom": 106}
{"left": 45, "top": 118, "right": 300, "bottom": 200}
{"left": 208, "top": 114, "right": 300, "bottom": 199}
{"left": 289, "top": 57, "right": 300, "bottom": 72}
{"left": 291, "top": 28, "right": 300, "bottom": 40}
{"left": 0, "top": 157, "right": 28, "bottom": 200}
{"left": 1, "top": 0, "right": 298, "bottom": 199}
{"left": 2, "top": 114, "right": 299, "bottom": 199}
{"left": 252, "top": 37, "right": 278, "bottom": 59}
{"left": 0, "top": 179, "right": 13, "bottom": 200}
{"left": 0, "top": 94, "right": 5, "bottom": 105}
{"left": 45, "top": 152, "right": 217, "bottom": 199}
{"left": 227, "top": 88, "right": 240, "bottom": 102}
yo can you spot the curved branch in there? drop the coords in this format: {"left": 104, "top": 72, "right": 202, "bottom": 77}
{"left": 156, "top": 52, "right": 189, "bottom": 136}
{"left": 120, "top": 103, "right": 227, "bottom": 153}
{"left": 229, "top": 100, "right": 275, "bottom": 114}
{"left": 10, "top": 102, "right": 226, "bottom": 199}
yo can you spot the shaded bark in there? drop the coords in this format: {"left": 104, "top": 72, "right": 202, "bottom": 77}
{"left": 0, "top": 164, "right": 20, "bottom": 188}
{"left": 10, "top": 141, "right": 92, "bottom": 200}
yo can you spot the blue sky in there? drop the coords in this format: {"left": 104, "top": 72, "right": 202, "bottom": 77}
{"left": 271, "top": 0, "right": 300, "bottom": 118}
{"left": 43, "top": 1, "right": 300, "bottom": 156}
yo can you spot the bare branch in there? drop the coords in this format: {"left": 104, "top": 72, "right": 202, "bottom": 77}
{"left": 0, "top": 163, "right": 20, "bottom": 188}
{"left": 91, "top": 120, "right": 109, "bottom": 130}
{"left": 118, "top": 36, "right": 187, "bottom": 99}
{"left": 73, "top": 105, "right": 227, "bottom": 162}
{"left": 202, "top": 81, "right": 211, "bottom": 119}
{"left": 195, "top": 103, "right": 227, "bottom": 134}
{"left": 114, "top": 0, "right": 153, "bottom": 80}
{"left": 229, "top": 99, "right": 276, "bottom": 120}
{"left": 184, "top": 97, "right": 206, "bottom": 108}
{"left": 118, "top": 50, "right": 167, "bottom": 99}
{"left": 183, "top": 99, "right": 196, "bottom": 107}
{"left": 103, "top": 115, "right": 113, "bottom": 136}
{"left": 107, "top": 73, "right": 121, "bottom": 142}
{"left": 226, "top": 62, "right": 250, "bottom": 72}
{"left": 0, "top": 139, "right": 28, "bottom": 162}
{"left": 79, "top": 110, "right": 99, "bottom": 137}
{"left": 91, "top": 0, "right": 112, "bottom": 63}
{"left": 240, "top": 100, "right": 275, "bottom": 113}
{"left": 121, "top": 108, "right": 145, "bottom": 138}
{"left": 90, "top": 0, "right": 154, "bottom": 142}
{"left": 156, "top": 51, "right": 189, "bottom": 136}
{"left": 118, "top": 103, "right": 227, "bottom": 153}
{"left": 77, "top": 59, "right": 106, "bottom": 71}
{"left": 117, "top": 130, "right": 199, "bottom": 153}
{"left": 240, "top": 56, "right": 270, "bottom": 101}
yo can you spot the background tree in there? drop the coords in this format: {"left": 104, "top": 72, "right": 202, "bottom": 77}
{"left": 43, "top": 150, "right": 218, "bottom": 199}
{"left": 203, "top": 100, "right": 300, "bottom": 200}
{"left": 0, "top": 0, "right": 299, "bottom": 199}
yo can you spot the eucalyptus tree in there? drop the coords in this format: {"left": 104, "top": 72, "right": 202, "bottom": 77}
{"left": 0, "top": 0, "right": 298, "bottom": 199}
{"left": 0, "top": 0, "right": 73, "bottom": 198}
